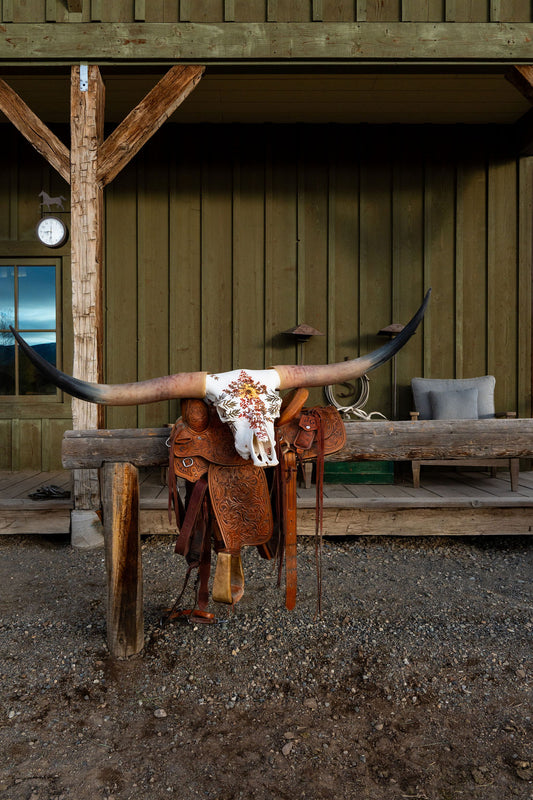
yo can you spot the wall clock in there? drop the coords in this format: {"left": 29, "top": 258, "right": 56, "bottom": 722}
{"left": 36, "top": 216, "right": 68, "bottom": 248}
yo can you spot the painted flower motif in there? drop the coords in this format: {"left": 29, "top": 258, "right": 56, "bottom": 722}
{"left": 217, "top": 370, "right": 281, "bottom": 441}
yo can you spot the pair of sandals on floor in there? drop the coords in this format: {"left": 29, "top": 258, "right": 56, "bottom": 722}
{"left": 29, "top": 485, "right": 71, "bottom": 501}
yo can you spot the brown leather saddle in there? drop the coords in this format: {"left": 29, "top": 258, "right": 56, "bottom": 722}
{"left": 166, "top": 392, "right": 345, "bottom": 622}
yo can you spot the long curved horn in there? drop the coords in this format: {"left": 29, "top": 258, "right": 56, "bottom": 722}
{"left": 9, "top": 327, "right": 206, "bottom": 404}
{"left": 273, "top": 289, "right": 430, "bottom": 390}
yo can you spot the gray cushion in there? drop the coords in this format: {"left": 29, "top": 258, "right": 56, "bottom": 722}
{"left": 411, "top": 375, "right": 496, "bottom": 420}
{"left": 429, "top": 387, "right": 479, "bottom": 420}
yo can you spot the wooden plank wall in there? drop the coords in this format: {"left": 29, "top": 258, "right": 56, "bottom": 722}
{"left": 104, "top": 123, "right": 532, "bottom": 434}
{"left": 0, "top": 123, "right": 531, "bottom": 468}
{"left": 0, "top": 130, "right": 72, "bottom": 470}
{"left": 0, "top": 0, "right": 532, "bottom": 23}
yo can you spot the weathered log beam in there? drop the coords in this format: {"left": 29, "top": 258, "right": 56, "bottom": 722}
{"left": 333, "top": 419, "right": 533, "bottom": 462}
{"left": 0, "top": 22, "right": 532, "bottom": 63}
{"left": 61, "top": 419, "right": 533, "bottom": 469}
{"left": 0, "top": 78, "right": 70, "bottom": 182}
{"left": 97, "top": 64, "right": 204, "bottom": 187}
{"left": 63, "top": 427, "right": 171, "bottom": 468}
{"left": 102, "top": 461, "right": 144, "bottom": 659}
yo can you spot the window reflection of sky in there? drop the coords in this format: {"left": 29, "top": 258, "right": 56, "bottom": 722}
{"left": 0, "top": 267, "right": 15, "bottom": 327}
{"left": 0, "top": 265, "right": 56, "bottom": 341}
{"left": 22, "top": 331, "right": 57, "bottom": 346}
{"left": 0, "top": 264, "right": 57, "bottom": 395}
{"left": 19, "top": 266, "right": 56, "bottom": 330}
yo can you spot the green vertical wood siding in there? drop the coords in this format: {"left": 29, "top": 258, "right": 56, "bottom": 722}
{"left": 103, "top": 123, "right": 532, "bottom": 429}
{"left": 0, "top": 129, "right": 72, "bottom": 470}
{"left": 0, "top": 122, "right": 532, "bottom": 468}
{"left": 2, "top": 0, "right": 532, "bottom": 22}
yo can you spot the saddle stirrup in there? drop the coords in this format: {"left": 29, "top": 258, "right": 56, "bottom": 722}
{"left": 212, "top": 551, "right": 245, "bottom": 605}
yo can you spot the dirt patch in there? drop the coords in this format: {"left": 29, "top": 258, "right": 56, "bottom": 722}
{"left": 1, "top": 533, "right": 532, "bottom": 799}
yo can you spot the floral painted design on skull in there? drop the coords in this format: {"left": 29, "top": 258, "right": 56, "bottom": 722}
{"left": 205, "top": 368, "right": 283, "bottom": 466}
{"left": 217, "top": 371, "right": 282, "bottom": 441}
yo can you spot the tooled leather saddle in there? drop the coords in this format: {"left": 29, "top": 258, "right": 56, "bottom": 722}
{"left": 165, "top": 390, "right": 345, "bottom": 623}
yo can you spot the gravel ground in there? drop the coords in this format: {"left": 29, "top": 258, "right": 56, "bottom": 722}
{"left": 1, "top": 532, "right": 532, "bottom": 799}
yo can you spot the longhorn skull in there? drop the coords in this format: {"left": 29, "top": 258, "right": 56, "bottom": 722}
{"left": 10, "top": 291, "right": 430, "bottom": 467}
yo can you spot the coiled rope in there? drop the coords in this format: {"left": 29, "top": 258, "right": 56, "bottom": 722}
{"left": 325, "top": 375, "right": 387, "bottom": 421}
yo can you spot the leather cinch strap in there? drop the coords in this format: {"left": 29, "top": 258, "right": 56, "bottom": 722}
{"left": 163, "top": 477, "right": 216, "bottom": 624}
{"left": 280, "top": 449, "right": 298, "bottom": 611}
{"left": 277, "top": 407, "right": 328, "bottom": 613}
{"left": 311, "top": 409, "right": 326, "bottom": 616}
{"left": 167, "top": 421, "right": 185, "bottom": 527}
{"left": 174, "top": 477, "right": 208, "bottom": 559}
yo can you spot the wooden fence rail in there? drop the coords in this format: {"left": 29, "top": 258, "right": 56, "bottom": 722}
{"left": 62, "top": 418, "right": 533, "bottom": 469}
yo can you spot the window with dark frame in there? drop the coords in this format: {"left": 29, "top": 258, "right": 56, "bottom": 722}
{"left": 0, "top": 261, "right": 59, "bottom": 397}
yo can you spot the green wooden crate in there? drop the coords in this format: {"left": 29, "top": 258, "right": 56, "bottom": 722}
{"left": 324, "top": 461, "right": 394, "bottom": 484}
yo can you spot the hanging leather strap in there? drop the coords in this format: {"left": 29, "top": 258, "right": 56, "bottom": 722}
{"left": 164, "top": 478, "right": 216, "bottom": 624}
{"left": 280, "top": 449, "right": 298, "bottom": 610}
{"left": 196, "top": 514, "right": 213, "bottom": 614}
{"left": 174, "top": 477, "right": 208, "bottom": 558}
{"left": 167, "top": 422, "right": 185, "bottom": 528}
{"left": 276, "top": 408, "right": 328, "bottom": 613}
{"left": 311, "top": 409, "right": 326, "bottom": 616}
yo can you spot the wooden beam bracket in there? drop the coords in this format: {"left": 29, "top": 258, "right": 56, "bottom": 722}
{"left": 96, "top": 64, "right": 204, "bottom": 187}
{"left": 505, "top": 65, "right": 533, "bottom": 104}
{"left": 507, "top": 65, "right": 533, "bottom": 154}
{"left": 0, "top": 79, "right": 70, "bottom": 183}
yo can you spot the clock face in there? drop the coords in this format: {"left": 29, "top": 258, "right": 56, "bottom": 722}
{"left": 36, "top": 216, "right": 68, "bottom": 248}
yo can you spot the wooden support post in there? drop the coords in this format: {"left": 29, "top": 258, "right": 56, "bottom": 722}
{"left": 102, "top": 461, "right": 144, "bottom": 659}
{"left": 0, "top": 65, "right": 204, "bottom": 513}
{"left": 70, "top": 65, "right": 105, "bottom": 509}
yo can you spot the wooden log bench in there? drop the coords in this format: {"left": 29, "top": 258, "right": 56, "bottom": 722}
{"left": 62, "top": 418, "right": 533, "bottom": 658}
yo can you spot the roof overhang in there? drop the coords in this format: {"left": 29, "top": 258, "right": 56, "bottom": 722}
{"left": 0, "top": 66, "right": 530, "bottom": 126}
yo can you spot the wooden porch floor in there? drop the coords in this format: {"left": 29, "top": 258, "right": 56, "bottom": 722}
{"left": 1, "top": 466, "right": 533, "bottom": 537}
